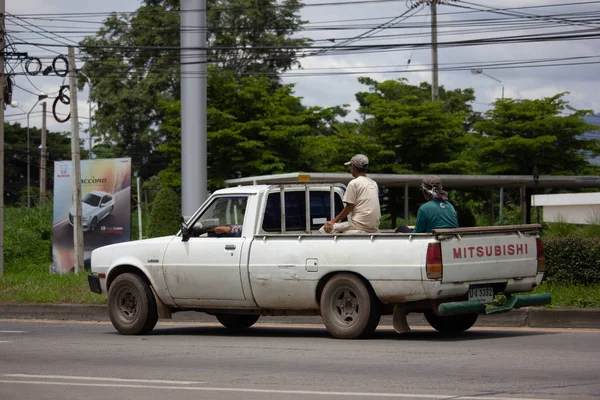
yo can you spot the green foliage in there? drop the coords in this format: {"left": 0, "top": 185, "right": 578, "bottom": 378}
{"left": 529, "top": 282, "right": 600, "bottom": 308}
{"left": 472, "top": 94, "right": 599, "bottom": 176}
{"left": 0, "top": 271, "right": 105, "bottom": 304}
{"left": 542, "top": 236, "right": 600, "bottom": 285}
{"left": 4, "top": 202, "right": 53, "bottom": 274}
{"left": 156, "top": 69, "right": 348, "bottom": 190}
{"left": 4, "top": 122, "right": 74, "bottom": 206}
{"left": 355, "top": 77, "right": 475, "bottom": 175}
{"left": 79, "top": 0, "right": 309, "bottom": 180}
{"left": 147, "top": 186, "right": 181, "bottom": 237}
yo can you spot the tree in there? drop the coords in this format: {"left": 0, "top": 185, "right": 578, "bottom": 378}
{"left": 79, "top": 0, "right": 309, "bottom": 180}
{"left": 147, "top": 186, "right": 181, "bottom": 237}
{"left": 354, "top": 77, "right": 475, "bottom": 174}
{"left": 472, "top": 93, "right": 600, "bottom": 176}
{"left": 156, "top": 67, "right": 348, "bottom": 190}
{"left": 4, "top": 122, "right": 73, "bottom": 205}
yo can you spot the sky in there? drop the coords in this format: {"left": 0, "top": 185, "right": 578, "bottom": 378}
{"left": 5, "top": 0, "right": 600, "bottom": 146}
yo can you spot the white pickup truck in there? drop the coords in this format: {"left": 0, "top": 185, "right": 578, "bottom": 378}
{"left": 88, "top": 183, "right": 551, "bottom": 339}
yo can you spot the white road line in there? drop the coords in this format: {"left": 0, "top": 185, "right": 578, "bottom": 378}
{"left": 3, "top": 374, "right": 202, "bottom": 385}
{"left": 0, "top": 331, "right": 26, "bottom": 333}
{"left": 0, "top": 341, "right": 13, "bottom": 343}
{"left": 0, "top": 379, "right": 557, "bottom": 400}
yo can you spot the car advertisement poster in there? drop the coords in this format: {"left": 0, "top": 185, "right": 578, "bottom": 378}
{"left": 52, "top": 158, "right": 132, "bottom": 273}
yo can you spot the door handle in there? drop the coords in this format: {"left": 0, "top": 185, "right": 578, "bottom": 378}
{"left": 225, "top": 244, "right": 236, "bottom": 251}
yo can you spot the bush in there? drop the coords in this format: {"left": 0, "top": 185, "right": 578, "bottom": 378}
{"left": 146, "top": 186, "right": 181, "bottom": 238}
{"left": 542, "top": 237, "right": 600, "bottom": 285}
{"left": 5, "top": 202, "right": 53, "bottom": 274}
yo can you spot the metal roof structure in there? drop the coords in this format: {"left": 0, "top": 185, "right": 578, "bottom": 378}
{"left": 225, "top": 172, "right": 600, "bottom": 226}
{"left": 225, "top": 172, "right": 600, "bottom": 189}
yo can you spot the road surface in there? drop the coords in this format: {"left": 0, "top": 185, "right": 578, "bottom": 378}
{"left": 0, "top": 319, "right": 598, "bottom": 400}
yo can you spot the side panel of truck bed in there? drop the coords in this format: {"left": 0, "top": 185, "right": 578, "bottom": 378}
{"left": 247, "top": 235, "right": 430, "bottom": 309}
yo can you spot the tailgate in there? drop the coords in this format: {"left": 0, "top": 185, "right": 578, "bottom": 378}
{"left": 437, "top": 227, "right": 539, "bottom": 283}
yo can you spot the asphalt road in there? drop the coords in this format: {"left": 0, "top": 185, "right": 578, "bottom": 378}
{"left": 0, "top": 320, "right": 598, "bottom": 400}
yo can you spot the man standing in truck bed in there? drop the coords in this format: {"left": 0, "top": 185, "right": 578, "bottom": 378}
{"left": 324, "top": 154, "right": 381, "bottom": 233}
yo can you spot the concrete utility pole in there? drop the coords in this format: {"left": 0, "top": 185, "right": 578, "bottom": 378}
{"left": 68, "top": 46, "right": 84, "bottom": 273}
{"left": 430, "top": 0, "right": 439, "bottom": 101}
{"left": 40, "top": 101, "right": 47, "bottom": 204}
{"left": 415, "top": 0, "right": 443, "bottom": 100}
{"left": 0, "top": 0, "right": 5, "bottom": 277}
{"left": 181, "top": 0, "right": 208, "bottom": 217}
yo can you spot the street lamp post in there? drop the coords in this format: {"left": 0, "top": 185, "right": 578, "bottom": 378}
{"left": 25, "top": 93, "right": 48, "bottom": 208}
{"left": 471, "top": 68, "right": 504, "bottom": 99}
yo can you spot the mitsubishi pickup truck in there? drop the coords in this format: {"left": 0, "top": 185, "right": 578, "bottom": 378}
{"left": 88, "top": 183, "right": 551, "bottom": 339}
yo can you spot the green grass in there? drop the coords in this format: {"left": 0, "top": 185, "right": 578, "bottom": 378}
{"left": 528, "top": 282, "right": 600, "bottom": 308}
{"left": 0, "top": 270, "right": 106, "bottom": 304}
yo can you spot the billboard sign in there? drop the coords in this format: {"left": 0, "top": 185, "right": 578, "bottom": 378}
{"left": 52, "top": 158, "right": 132, "bottom": 273}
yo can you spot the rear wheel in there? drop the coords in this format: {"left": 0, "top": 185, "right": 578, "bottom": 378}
{"left": 108, "top": 273, "right": 158, "bottom": 335}
{"left": 424, "top": 312, "right": 479, "bottom": 333}
{"left": 215, "top": 314, "right": 260, "bottom": 330}
{"left": 320, "top": 273, "right": 381, "bottom": 339}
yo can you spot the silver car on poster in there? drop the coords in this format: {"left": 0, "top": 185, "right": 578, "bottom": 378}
{"left": 69, "top": 190, "right": 115, "bottom": 232}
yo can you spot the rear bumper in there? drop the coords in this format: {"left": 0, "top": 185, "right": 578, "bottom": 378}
{"left": 437, "top": 293, "right": 552, "bottom": 316}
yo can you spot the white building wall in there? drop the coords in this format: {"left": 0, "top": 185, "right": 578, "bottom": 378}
{"left": 532, "top": 193, "right": 600, "bottom": 224}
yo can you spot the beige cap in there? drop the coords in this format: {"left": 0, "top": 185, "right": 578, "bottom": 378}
{"left": 422, "top": 175, "right": 443, "bottom": 189}
{"left": 344, "top": 154, "right": 369, "bottom": 168}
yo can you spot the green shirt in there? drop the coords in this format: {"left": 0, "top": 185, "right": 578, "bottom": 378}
{"left": 413, "top": 200, "right": 459, "bottom": 233}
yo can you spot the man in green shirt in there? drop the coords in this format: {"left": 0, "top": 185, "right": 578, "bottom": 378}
{"left": 413, "top": 175, "right": 459, "bottom": 233}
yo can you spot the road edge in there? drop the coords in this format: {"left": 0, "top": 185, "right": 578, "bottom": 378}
{"left": 0, "top": 303, "right": 599, "bottom": 329}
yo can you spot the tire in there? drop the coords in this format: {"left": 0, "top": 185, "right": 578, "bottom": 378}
{"left": 320, "top": 273, "right": 381, "bottom": 339}
{"left": 90, "top": 217, "right": 98, "bottom": 232}
{"left": 424, "top": 312, "right": 479, "bottom": 333}
{"left": 215, "top": 314, "right": 260, "bottom": 330}
{"left": 108, "top": 273, "right": 158, "bottom": 335}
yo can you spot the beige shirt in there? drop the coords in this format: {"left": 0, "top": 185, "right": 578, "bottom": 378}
{"left": 343, "top": 176, "right": 381, "bottom": 232}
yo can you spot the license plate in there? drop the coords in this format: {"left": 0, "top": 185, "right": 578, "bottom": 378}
{"left": 468, "top": 287, "right": 494, "bottom": 304}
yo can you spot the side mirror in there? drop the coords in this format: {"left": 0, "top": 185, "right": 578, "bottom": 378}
{"left": 181, "top": 216, "right": 190, "bottom": 242}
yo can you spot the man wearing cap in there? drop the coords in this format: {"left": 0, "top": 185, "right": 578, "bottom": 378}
{"left": 413, "top": 175, "right": 459, "bottom": 233}
{"left": 323, "top": 154, "right": 381, "bottom": 233}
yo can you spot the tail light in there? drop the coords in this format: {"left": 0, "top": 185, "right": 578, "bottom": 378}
{"left": 426, "top": 243, "right": 442, "bottom": 279}
{"left": 536, "top": 238, "right": 546, "bottom": 273}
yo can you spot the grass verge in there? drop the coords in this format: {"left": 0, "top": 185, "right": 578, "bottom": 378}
{"left": 528, "top": 282, "right": 600, "bottom": 308}
{"left": 0, "top": 270, "right": 105, "bottom": 304}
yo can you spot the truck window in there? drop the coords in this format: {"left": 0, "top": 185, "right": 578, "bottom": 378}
{"left": 192, "top": 196, "right": 248, "bottom": 236}
{"left": 262, "top": 191, "right": 344, "bottom": 232}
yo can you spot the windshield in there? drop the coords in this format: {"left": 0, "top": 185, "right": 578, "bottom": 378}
{"left": 83, "top": 193, "right": 102, "bottom": 207}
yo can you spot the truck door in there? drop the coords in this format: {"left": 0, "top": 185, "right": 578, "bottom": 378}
{"left": 162, "top": 196, "right": 248, "bottom": 301}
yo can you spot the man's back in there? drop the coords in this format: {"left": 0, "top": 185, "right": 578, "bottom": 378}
{"left": 343, "top": 176, "right": 381, "bottom": 232}
{"left": 413, "top": 200, "right": 459, "bottom": 233}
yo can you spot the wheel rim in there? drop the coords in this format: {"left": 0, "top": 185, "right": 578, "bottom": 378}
{"left": 328, "top": 285, "right": 360, "bottom": 327}
{"left": 114, "top": 285, "right": 139, "bottom": 325}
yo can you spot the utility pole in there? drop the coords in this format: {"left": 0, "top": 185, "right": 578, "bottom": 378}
{"left": 0, "top": 0, "right": 5, "bottom": 277}
{"left": 68, "top": 46, "right": 84, "bottom": 273}
{"left": 40, "top": 101, "right": 47, "bottom": 204}
{"left": 430, "top": 0, "right": 439, "bottom": 101}
{"left": 181, "top": 0, "right": 208, "bottom": 217}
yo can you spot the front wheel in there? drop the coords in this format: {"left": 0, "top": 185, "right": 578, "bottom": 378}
{"left": 89, "top": 217, "right": 98, "bottom": 232}
{"left": 320, "top": 273, "right": 381, "bottom": 339}
{"left": 215, "top": 314, "right": 260, "bottom": 330}
{"left": 108, "top": 273, "right": 158, "bottom": 335}
{"left": 424, "top": 312, "right": 479, "bottom": 333}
